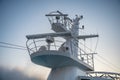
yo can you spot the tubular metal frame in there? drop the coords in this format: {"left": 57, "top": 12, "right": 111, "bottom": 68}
{"left": 86, "top": 71, "right": 120, "bottom": 80}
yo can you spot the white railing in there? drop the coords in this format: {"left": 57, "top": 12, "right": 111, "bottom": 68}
{"left": 26, "top": 39, "right": 64, "bottom": 55}
{"left": 26, "top": 38, "right": 95, "bottom": 68}
{"left": 86, "top": 71, "right": 120, "bottom": 80}
{"left": 77, "top": 45, "right": 95, "bottom": 68}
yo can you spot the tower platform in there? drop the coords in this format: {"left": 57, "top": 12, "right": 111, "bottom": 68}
{"left": 30, "top": 50, "right": 93, "bottom": 71}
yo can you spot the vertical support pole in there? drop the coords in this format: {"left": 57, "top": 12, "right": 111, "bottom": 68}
{"left": 26, "top": 40, "right": 31, "bottom": 55}
{"left": 70, "top": 39, "right": 73, "bottom": 56}
{"left": 84, "top": 39, "right": 86, "bottom": 53}
{"left": 92, "top": 54, "right": 94, "bottom": 70}
{"left": 79, "top": 44, "right": 82, "bottom": 59}
{"left": 33, "top": 39, "right": 37, "bottom": 51}
{"left": 71, "top": 15, "right": 80, "bottom": 57}
{"left": 47, "top": 43, "right": 50, "bottom": 50}
{"left": 54, "top": 42, "right": 57, "bottom": 50}
{"left": 87, "top": 54, "right": 89, "bottom": 65}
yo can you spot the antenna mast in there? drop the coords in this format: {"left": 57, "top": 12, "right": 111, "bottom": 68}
{"left": 26, "top": 11, "right": 100, "bottom": 80}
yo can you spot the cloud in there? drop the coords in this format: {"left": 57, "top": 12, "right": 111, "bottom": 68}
{"left": 0, "top": 67, "right": 39, "bottom": 80}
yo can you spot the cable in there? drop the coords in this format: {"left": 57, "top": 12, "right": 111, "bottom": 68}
{"left": 78, "top": 37, "right": 99, "bottom": 53}
{"left": 68, "top": 36, "right": 119, "bottom": 72}
{"left": 1, "top": 40, "right": 118, "bottom": 72}
{"left": 74, "top": 38, "right": 93, "bottom": 53}
{"left": 95, "top": 56, "right": 120, "bottom": 72}
{"left": 97, "top": 54, "right": 120, "bottom": 71}
{"left": 0, "top": 41, "right": 27, "bottom": 50}
{"left": 72, "top": 38, "right": 119, "bottom": 72}
{"left": 0, "top": 45, "right": 27, "bottom": 50}
{"left": 94, "top": 37, "right": 99, "bottom": 53}
{"left": 0, "top": 41, "right": 26, "bottom": 48}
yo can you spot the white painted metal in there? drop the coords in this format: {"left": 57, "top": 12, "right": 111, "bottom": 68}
{"left": 86, "top": 71, "right": 120, "bottom": 80}
{"left": 48, "top": 66, "right": 86, "bottom": 80}
{"left": 30, "top": 50, "right": 94, "bottom": 70}
{"left": 46, "top": 12, "right": 87, "bottom": 80}
{"left": 26, "top": 11, "right": 116, "bottom": 80}
{"left": 26, "top": 32, "right": 71, "bottom": 39}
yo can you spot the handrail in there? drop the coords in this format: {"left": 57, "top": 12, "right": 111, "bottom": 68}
{"left": 28, "top": 39, "right": 45, "bottom": 47}
{"left": 26, "top": 39, "right": 64, "bottom": 55}
{"left": 86, "top": 71, "right": 120, "bottom": 80}
{"left": 70, "top": 39, "right": 95, "bottom": 68}
{"left": 26, "top": 38, "right": 95, "bottom": 68}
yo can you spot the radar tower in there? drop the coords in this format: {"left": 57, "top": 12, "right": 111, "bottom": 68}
{"left": 26, "top": 11, "right": 120, "bottom": 80}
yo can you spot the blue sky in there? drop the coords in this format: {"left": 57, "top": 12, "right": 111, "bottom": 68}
{"left": 0, "top": 0, "right": 120, "bottom": 79}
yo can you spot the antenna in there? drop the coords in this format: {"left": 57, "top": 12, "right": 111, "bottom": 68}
{"left": 27, "top": 11, "right": 119, "bottom": 80}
